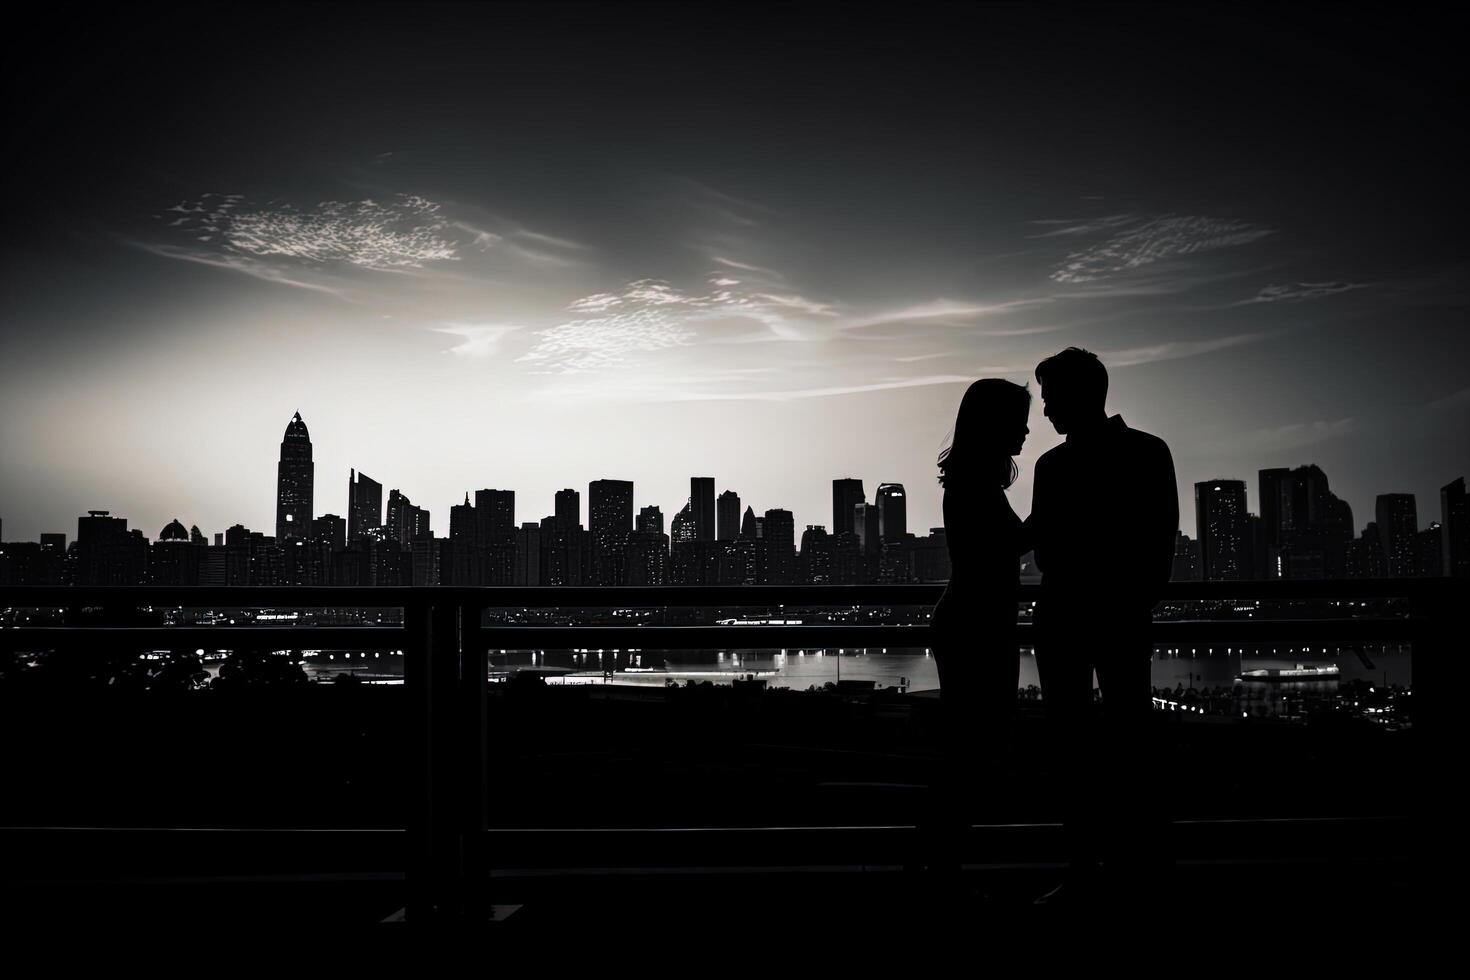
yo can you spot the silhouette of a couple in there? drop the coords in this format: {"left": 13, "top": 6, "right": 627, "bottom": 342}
{"left": 930, "top": 347, "right": 1178, "bottom": 904}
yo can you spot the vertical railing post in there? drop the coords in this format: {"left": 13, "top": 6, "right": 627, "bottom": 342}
{"left": 460, "top": 595, "right": 489, "bottom": 918}
{"left": 406, "top": 598, "right": 463, "bottom": 922}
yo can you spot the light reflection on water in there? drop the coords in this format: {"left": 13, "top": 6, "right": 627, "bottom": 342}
{"left": 296, "top": 644, "right": 1413, "bottom": 698}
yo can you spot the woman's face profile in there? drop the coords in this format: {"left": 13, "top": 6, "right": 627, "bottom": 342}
{"left": 1009, "top": 404, "right": 1030, "bottom": 457}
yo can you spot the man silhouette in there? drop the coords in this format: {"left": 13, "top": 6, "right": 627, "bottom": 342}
{"left": 1027, "top": 347, "right": 1177, "bottom": 903}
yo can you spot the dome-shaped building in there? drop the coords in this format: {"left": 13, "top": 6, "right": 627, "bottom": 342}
{"left": 150, "top": 518, "right": 201, "bottom": 586}
{"left": 159, "top": 518, "right": 190, "bottom": 542}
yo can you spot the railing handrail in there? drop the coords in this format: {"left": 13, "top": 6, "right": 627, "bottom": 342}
{"left": 0, "top": 578, "right": 1458, "bottom": 609}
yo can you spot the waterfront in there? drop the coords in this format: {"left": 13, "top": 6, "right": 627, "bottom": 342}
{"left": 295, "top": 643, "right": 1413, "bottom": 719}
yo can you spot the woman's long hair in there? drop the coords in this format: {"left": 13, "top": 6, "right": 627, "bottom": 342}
{"left": 937, "top": 378, "right": 1031, "bottom": 489}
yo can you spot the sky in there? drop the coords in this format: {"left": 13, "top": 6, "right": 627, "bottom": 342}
{"left": 2, "top": 2, "right": 1466, "bottom": 543}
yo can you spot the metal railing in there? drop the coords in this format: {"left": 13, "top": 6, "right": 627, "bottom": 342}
{"left": 0, "top": 579, "right": 1455, "bottom": 920}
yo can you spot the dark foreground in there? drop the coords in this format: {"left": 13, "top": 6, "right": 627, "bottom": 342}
{"left": 1, "top": 681, "right": 1429, "bottom": 936}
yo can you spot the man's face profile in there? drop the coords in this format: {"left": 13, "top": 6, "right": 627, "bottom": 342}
{"left": 1041, "top": 381, "right": 1068, "bottom": 436}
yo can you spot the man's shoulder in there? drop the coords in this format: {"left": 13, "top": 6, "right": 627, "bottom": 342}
{"left": 1120, "top": 423, "right": 1172, "bottom": 458}
{"left": 1035, "top": 443, "right": 1069, "bottom": 468}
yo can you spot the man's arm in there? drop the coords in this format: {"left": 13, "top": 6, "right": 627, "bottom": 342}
{"left": 1148, "top": 437, "right": 1179, "bottom": 600}
{"left": 1028, "top": 453, "right": 1050, "bottom": 573}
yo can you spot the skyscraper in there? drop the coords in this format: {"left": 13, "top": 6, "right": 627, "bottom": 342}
{"left": 347, "top": 469, "right": 382, "bottom": 544}
{"left": 691, "top": 477, "right": 716, "bottom": 542}
{"left": 1259, "top": 465, "right": 1353, "bottom": 579}
{"left": 555, "top": 488, "right": 580, "bottom": 531}
{"left": 853, "top": 501, "right": 880, "bottom": 555}
{"left": 1375, "top": 494, "right": 1418, "bottom": 578}
{"left": 740, "top": 505, "right": 758, "bottom": 539}
{"left": 763, "top": 509, "right": 795, "bottom": 584}
{"left": 876, "top": 483, "right": 907, "bottom": 542}
{"left": 833, "top": 478, "right": 865, "bottom": 537}
{"left": 717, "top": 490, "right": 741, "bottom": 541}
{"left": 671, "top": 500, "right": 697, "bottom": 544}
{"left": 385, "top": 489, "right": 429, "bottom": 547}
{"left": 589, "top": 479, "right": 634, "bottom": 585}
{"left": 474, "top": 489, "right": 515, "bottom": 547}
{"left": 275, "top": 412, "right": 313, "bottom": 543}
{"left": 311, "top": 515, "right": 345, "bottom": 551}
{"left": 514, "top": 522, "right": 541, "bottom": 585}
{"left": 1376, "top": 494, "right": 1417, "bottom": 579}
{"left": 1195, "top": 480, "right": 1249, "bottom": 581}
{"left": 1442, "top": 477, "right": 1468, "bottom": 577}
{"left": 638, "top": 505, "right": 664, "bottom": 536}
{"left": 799, "top": 525, "right": 833, "bottom": 584}
{"left": 449, "top": 494, "right": 476, "bottom": 544}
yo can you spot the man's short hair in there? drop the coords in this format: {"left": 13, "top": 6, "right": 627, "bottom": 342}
{"left": 1035, "top": 347, "right": 1107, "bottom": 405}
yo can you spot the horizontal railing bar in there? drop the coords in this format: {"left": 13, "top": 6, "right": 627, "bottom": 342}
{"left": 0, "top": 579, "right": 1456, "bottom": 609}
{"left": 0, "top": 620, "right": 1420, "bottom": 652}
{"left": 472, "top": 620, "right": 1416, "bottom": 649}
{"left": 0, "top": 627, "right": 410, "bottom": 651}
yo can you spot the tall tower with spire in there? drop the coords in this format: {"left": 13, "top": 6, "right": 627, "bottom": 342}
{"left": 275, "top": 412, "right": 314, "bottom": 542}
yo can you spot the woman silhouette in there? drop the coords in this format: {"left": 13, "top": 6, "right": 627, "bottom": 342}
{"left": 927, "top": 378, "right": 1032, "bottom": 865}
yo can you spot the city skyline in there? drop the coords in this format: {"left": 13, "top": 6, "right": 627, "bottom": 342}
{"left": 1, "top": 405, "right": 1466, "bottom": 555}
{"left": 2, "top": 5, "right": 1466, "bottom": 545}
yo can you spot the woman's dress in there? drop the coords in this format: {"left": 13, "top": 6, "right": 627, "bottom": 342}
{"left": 930, "top": 478, "right": 1024, "bottom": 740}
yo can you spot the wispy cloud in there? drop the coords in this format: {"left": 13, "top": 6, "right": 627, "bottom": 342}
{"left": 1050, "top": 214, "right": 1273, "bottom": 284}
{"left": 157, "top": 193, "right": 459, "bottom": 270}
{"left": 1101, "top": 331, "right": 1269, "bottom": 367}
{"left": 841, "top": 298, "right": 1049, "bottom": 332}
{"left": 431, "top": 322, "right": 524, "bottom": 358}
{"left": 533, "top": 373, "right": 980, "bottom": 404}
{"left": 124, "top": 240, "right": 350, "bottom": 299}
{"left": 519, "top": 276, "right": 840, "bottom": 372}
{"left": 1244, "top": 281, "right": 1370, "bottom": 304}
{"left": 1029, "top": 213, "right": 1138, "bottom": 238}
{"left": 450, "top": 217, "right": 589, "bottom": 269}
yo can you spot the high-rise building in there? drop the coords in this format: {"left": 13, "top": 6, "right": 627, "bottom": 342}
{"left": 1171, "top": 530, "right": 1201, "bottom": 581}
{"left": 1345, "top": 523, "right": 1387, "bottom": 580}
{"left": 1375, "top": 494, "right": 1418, "bottom": 578}
{"left": 515, "top": 522, "right": 542, "bottom": 585}
{"left": 717, "top": 490, "right": 741, "bottom": 541}
{"left": 275, "top": 412, "right": 314, "bottom": 543}
{"left": 833, "top": 479, "right": 865, "bottom": 537}
{"left": 638, "top": 505, "right": 664, "bottom": 536}
{"left": 626, "top": 528, "right": 669, "bottom": 586}
{"left": 763, "top": 509, "right": 795, "bottom": 584}
{"left": 1258, "top": 465, "right": 1353, "bottom": 579}
{"left": 1416, "top": 523, "right": 1443, "bottom": 578}
{"left": 1195, "top": 480, "right": 1249, "bottom": 581}
{"left": 347, "top": 469, "right": 383, "bottom": 543}
{"left": 39, "top": 533, "right": 66, "bottom": 552}
{"left": 449, "top": 494, "right": 476, "bottom": 544}
{"left": 876, "top": 483, "right": 907, "bottom": 542}
{"left": 911, "top": 528, "right": 951, "bottom": 583}
{"left": 691, "top": 477, "right": 716, "bottom": 542}
{"left": 589, "top": 479, "right": 633, "bottom": 585}
{"left": 853, "top": 502, "right": 880, "bottom": 555}
{"left": 385, "top": 490, "right": 429, "bottom": 547}
{"left": 1442, "top": 477, "right": 1469, "bottom": 577}
{"left": 740, "top": 506, "right": 758, "bottom": 539}
{"left": 799, "top": 525, "right": 833, "bottom": 583}
{"left": 671, "top": 500, "right": 697, "bottom": 544}
{"left": 475, "top": 489, "right": 515, "bottom": 547}
{"left": 311, "top": 514, "right": 345, "bottom": 553}
{"left": 555, "top": 489, "right": 580, "bottom": 532}
{"left": 76, "top": 510, "right": 146, "bottom": 586}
